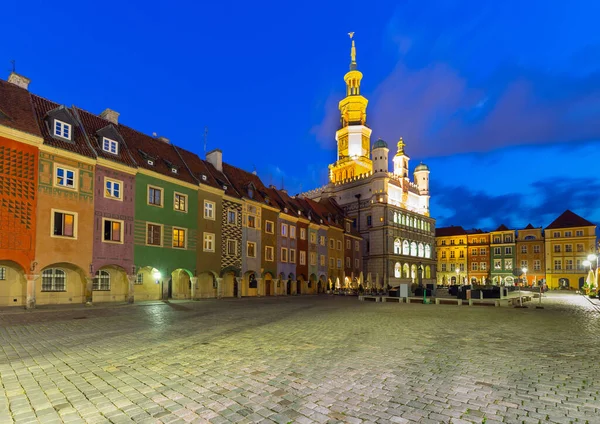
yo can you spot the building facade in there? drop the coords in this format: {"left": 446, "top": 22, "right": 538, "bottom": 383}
{"left": 516, "top": 224, "right": 545, "bottom": 285}
{"left": 467, "top": 230, "right": 489, "bottom": 284}
{"left": 435, "top": 227, "right": 467, "bottom": 285}
{"left": 490, "top": 225, "right": 516, "bottom": 285}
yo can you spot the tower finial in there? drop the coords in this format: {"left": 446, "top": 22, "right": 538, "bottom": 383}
{"left": 397, "top": 137, "right": 406, "bottom": 155}
{"left": 348, "top": 32, "right": 357, "bottom": 70}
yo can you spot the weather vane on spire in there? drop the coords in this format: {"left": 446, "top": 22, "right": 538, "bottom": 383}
{"left": 348, "top": 32, "right": 357, "bottom": 70}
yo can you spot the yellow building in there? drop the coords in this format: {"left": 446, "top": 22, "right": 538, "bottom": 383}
{"left": 516, "top": 224, "right": 545, "bottom": 286}
{"left": 544, "top": 210, "right": 597, "bottom": 290}
{"left": 435, "top": 226, "right": 468, "bottom": 285}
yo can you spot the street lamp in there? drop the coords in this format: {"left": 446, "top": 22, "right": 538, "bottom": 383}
{"left": 522, "top": 267, "right": 528, "bottom": 287}
{"left": 583, "top": 260, "right": 591, "bottom": 271}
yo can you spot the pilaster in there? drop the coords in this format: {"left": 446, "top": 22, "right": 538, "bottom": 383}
{"left": 26, "top": 274, "right": 38, "bottom": 310}
{"left": 215, "top": 278, "right": 223, "bottom": 299}
{"left": 85, "top": 277, "right": 93, "bottom": 305}
{"left": 127, "top": 275, "right": 136, "bottom": 304}
{"left": 190, "top": 277, "right": 198, "bottom": 299}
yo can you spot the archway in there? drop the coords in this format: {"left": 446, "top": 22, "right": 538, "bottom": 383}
{"left": 92, "top": 265, "right": 128, "bottom": 303}
{"left": 134, "top": 266, "right": 162, "bottom": 300}
{"left": 264, "top": 272, "right": 273, "bottom": 296}
{"left": 221, "top": 270, "right": 237, "bottom": 298}
{"left": 287, "top": 273, "right": 295, "bottom": 295}
{"left": 309, "top": 273, "right": 317, "bottom": 294}
{"left": 244, "top": 270, "right": 259, "bottom": 297}
{"left": 0, "top": 260, "right": 27, "bottom": 307}
{"left": 559, "top": 278, "right": 570, "bottom": 289}
{"left": 504, "top": 276, "right": 514, "bottom": 286}
{"left": 38, "top": 263, "right": 87, "bottom": 305}
{"left": 319, "top": 274, "right": 327, "bottom": 293}
{"left": 170, "top": 268, "right": 193, "bottom": 299}
{"left": 425, "top": 265, "right": 431, "bottom": 279}
{"left": 411, "top": 264, "right": 417, "bottom": 282}
{"left": 297, "top": 274, "right": 305, "bottom": 295}
{"left": 197, "top": 271, "right": 218, "bottom": 298}
{"left": 451, "top": 276, "right": 457, "bottom": 284}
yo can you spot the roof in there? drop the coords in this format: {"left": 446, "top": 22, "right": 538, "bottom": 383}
{"left": 0, "top": 79, "right": 41, "bottom": 137}
{"left": 414, "top": 163, "right": 429, "bottom": 172}
{"left": 74, "top": 107, "right": 137, "bottom": 168}
{"left": 173, "top": 146, "right": 223, "bottom": 191}
{"left": 222, "top": 162, "right": 270, "bottom": 205}
{"left": 203, "top": 161, "right": 241, "bottom": 199}
{"left": 493, "top": 224, "right": 510, "bottom": 232}
{"left": 118, "top": 125, "right": 197, "bottom": 185}
{"left": 30, "top": 95, "right": 97, "bottom": 159}
{"left": 524, "top": 223, "right": 535, "bottom": 230}
{"left": 435, "top": 226, "right": 467, "bottom": 237}
{"left": 372, "top": 138, "right": 388, "bottom": 150}
{"left": 546, "top": 210, "right": 596, "bottom": 230}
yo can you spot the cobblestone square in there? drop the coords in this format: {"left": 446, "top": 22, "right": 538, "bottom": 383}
{"left": 0, "top": 293, "right": 598, "bottom": 423}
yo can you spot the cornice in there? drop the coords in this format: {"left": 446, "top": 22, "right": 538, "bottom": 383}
{"left": 0, "top": 125, "right": 43, "bottom": 147}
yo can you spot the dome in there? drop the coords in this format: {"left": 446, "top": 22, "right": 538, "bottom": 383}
{"left": 372, "top": 138, "right": 388, "bottom": 150}
{"left": 414, "top": 163, "right": 429, "bottom": 172}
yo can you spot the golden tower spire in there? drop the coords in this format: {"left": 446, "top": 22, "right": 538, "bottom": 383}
{"left": 396, "top": 137, "right": 406, "bottom": 156}
{"left": 349, "top": 32, "right": 357, "bottom": 70}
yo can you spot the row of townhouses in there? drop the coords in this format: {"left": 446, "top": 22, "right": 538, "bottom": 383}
{"left": 0, "top": 72, "right": 363, "bottom": 309}
{"left": 435, "top": 211, "right": 598, "bottom": 290}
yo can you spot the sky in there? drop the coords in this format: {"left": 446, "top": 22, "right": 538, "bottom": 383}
{"left": 3, "top": 0, "right": 600, "bottom": 231}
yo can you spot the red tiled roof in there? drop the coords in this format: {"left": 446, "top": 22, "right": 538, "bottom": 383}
{"left": 297, "top": 197, "right": 326, "bottom": 224}
{"left": 173, "top": 146, "right": 222, "bottom": 191}
{"left": 222, "top": 162, "right": 270, "bottom": 205}
{"left": 524, "top": 223, "right": 535, "bottom": 230}
{"left": 73, "top": 107, "right": 137, "bottom": 167}
{"left": 0, "top": 79, "right": 41, "bottom": 137}
{"left": 435, "top": 226, "right": 467, "bottom": 237}
{"left": 494, "top": 224, "right": 510, "bottom": 232}
{"left": 30, "top": 95, "right": 97, "bottom": 158}
{"left": 118, "top": 125, "right": 197, "bottom": 184}
{"left": 203, "top": 161, "right": 242, "bottom": 198}
{"left": 546, "top": 210, "right": 596, "bottom": 230}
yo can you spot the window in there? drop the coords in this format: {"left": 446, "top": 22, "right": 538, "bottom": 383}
{"left": 494, "top": 247, "right": 501, "bottom": 255}
{"left": 226, "top": 239, "right": 237, "bottom": 255}
{"left": 533, "top": 245, "right": 540, "bottom": 253}
{"left": 504, "top": 259, "right": 513, "bottom": 270}
{"left": 300, "top": 228, "right": 306, "bottom": 240}
{"left": 174, "top": 193, "right": 187, "bottom": 212}
{"left": 320, "top": 255, "right": 325, "bottom": 266}
{"left": 553, "top": 232, "right": 560, "bottom": 238}
{"left": 459, "top": 263, "right": 465, "bottom": 272}
{"left": 329, "top": 258, "right": 335, "bottom": 268}
{"left": 0, "top": 267, "right": 5, "bottom": 280}
{"left": 394, "top": 239, "right": 401, "bottom": 255}
{"left": 367, "top": 215, "right": 372, "bottom": 226}
{"left": 410, "top": 242, "right": 417, "bottom": 256}
{"left": 441, "top": 240, "right": 446, "bottom": 246}
{"left": 554, "top": 260, "right": 562, "bottom": 270}
{"left": 265, "top": 246, "right": 274, "bottom": 261}
{"left": 93, "top": 270, "right": 110, "bottom": 291}
{"left": 471, "top": 248, "right": 477, "bottom": 256}
{"left": 471, "top": 262, "right": 478, "bottom": 271}
{"left": 450, "top": 240, "right": 455, "bottom": 245}
{"left": 441, "top": 264, "right": 447, "bottom": 272}
{"left": 354, "top": 258, "right": 359, "bottom": 269}
{"left": 104, "top": 178, "right": 121, "bottom": 200}
{"left": 337, "top": 240, "right": 342, "bottom": 251}
{"left": 521, "top": 260, "right": 528, "bottom": 269}
{"left": 54, "top": 120, "right": 71, "bottom": 139}
{"left": 576, "top": 230, "right": 584, "bottom": 237}
{"left": 346, "top": 239, "right": 351, "bottom": 250}
{"left": 55, "top": 166, "right": 75, "bottom": 189}
{"left": 459, "top": 251, "right": 464, "bottom": 259}
{"left": 565, "top": 231, "right": 572, "bottom": 237}
{"left": 265, "top": 220, "right": 274, "bottom": 234}
{"left": 346, "top": 222, "right": 350, "bottom": 232}
{"left": 52, "top": 210, "right": 76, "bottom": 238}
{"left": 310, "top": 252, "right": 317, "bottom": 265}
{"left": 281, "top": 223, "right": 288, "bottom": 237}
{"left": 329, "top": 239, "right": 335, "bottom": 249}
{"left": 102, "top": 137, "right": 118, "bottom": 155}
{"left": 148, "top": 186, "right": 163, "bottom": 206}
{"left": 480, "top": 248, "right": 486, "bottom": 255}
{"left": 281, "top": 248, "right": 288, "bottom": 262}
{"left": 355, "top": 241, "right": 359, "bottom": 251}
{"left": 554, "top": 245, "right": 561, "bottom": 253}
{"left": 102, "top": 218, "right": 123, "bottom": 243}
{"left": 576, "top": 244, "right": 584, "bottom": 252}
{"left": 310, "top": 232, "right": 316, "bottom": 243}
{"left": 173, "top": 228, "right": 186, "bottom": 249}
{"left": 135, "top": 273, "right": 144, "bottom": 285}
{"left": 319, "top": 236, "right": 325, "bottom": 246}
{"left": 505, "top": 247, "right": 512, "bottom": 255}
{"left": 425, "top": 245, "right": 431, "bottom": 258}
{"left": 504, "top": 236, "right": 512, "bottom": 243}
{"left": 41, "top": 268, "right": 66, "bottom": 291}
{"left": 227, "top": 210, "right": 237, "bottom": 224}
{"left": 450, "top": 251, "right": 455, "bottom": 259}
{"left": 565, "top": 259, "right": 573, "bottom": 270}
{"left": 146, "top": 223, "right": 162, "bottom": 246}
{"left": 203, "top": 233, "right": 215, "bottom": 252}
{"left": 204, "top": 201, "right": 215, "bottom": 220}
{"left": 494, "top": 260, "right": 502, "bottom": 269}
{"left": 576, "top": 259, "right": 583, "bottom": 270}
{"left": 521, "top": 245, "right": 527, "bottom": 254}
{"left": 480, "top": 238, "right": 485, "bottom": 243}
{"left": 565, "top": 244, "right": 572, "bottom": 253}
{"left": 247, "top": 215, "right": 256, "bottom": 228}
{"left": 300, "top": 251, "right": 306, "bottom": 265}
{"left": 441, "top": 252, "right": 446, "bottom": 259}
{"left": 337, "top": 259, "right": 342, "bottom": 269}
{"left": 533, "top": 260, "right": 541, "bottom": 271}
{"left": 247, "top": 242, "right": 256, "bottom": 258}
{"left": 402, "top": 240, "right": 410, "bottom": 255}
{"left": 290, "top": 249, "right": 296, "bottom": 263}
{"left": 480, "top": 262, "right": 486, "bottom": 271}
{"left": 290, "top": 226, "right": 296, "bottom": 239}
{"left": 493, "top": 237, "right": 501, "bottom": 243}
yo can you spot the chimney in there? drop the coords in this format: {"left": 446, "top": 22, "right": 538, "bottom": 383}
{"left": 206, "top": 149, "right": 222, "bottom": 172}
{"left": 156, "top": 136, "right": 170, "bottom": 144}
{"left": 8, "top": 72, "right": 30, "bottom": 90}
{"left": 100, "top": 108, "right": 119, "bottom": 125}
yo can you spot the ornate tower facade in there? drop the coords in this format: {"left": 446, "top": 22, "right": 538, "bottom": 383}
{"left": 329, "top": 35, "right": 373, "bottom": 183}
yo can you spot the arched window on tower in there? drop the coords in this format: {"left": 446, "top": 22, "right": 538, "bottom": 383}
{"left": 403, "top": 263, "right": 410, "bottom": 279}
{"left": 410, "top": 242, "right": 417, "bottom": 256}
{"left": 425, "top": 245, "right": 431, "bottom": 259}
{"left": 394, "top": 262, "right": 401, "bottom": 278}
{"left": 402, "top": 240, "right": 410, "bottom": 255}
{"left": 418, "top": 243, "right": 424, "bottom": 258}
{"left": 394, "top": 238, "right": 401, "bottom": 254}
{"left": 393, "top": 212, "right": 398, "bottom": 223}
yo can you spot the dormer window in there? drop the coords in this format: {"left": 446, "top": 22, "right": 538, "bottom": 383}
{"left": 147, "top": 160, "right": 154, "bottom": 166}
{"left": 284, "top": 208, "right": 288, "bottom": 213}
{"left": 171, "top": 168, "right": 178, "bottom": 174}
{"left": 54, "top": 120, "right": 71, "bottom": 140}
{"left": 201, "top": 175, "right": 207, "bottom": 181}
{"left": 102, "top": 137, "right": 118, "bottom": 155}
{"left": 223, "top": 185, "right": 228, "bottom": 190}
{"left": 248, "top": 188, "right": 254, "bottom": 199}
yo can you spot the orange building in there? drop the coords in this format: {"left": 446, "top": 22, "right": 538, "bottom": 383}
{"left": 516, "top": 224, "right": 545, "bottom": 285}
{"left": 0, "top": 75, "right": 42, "bottom": 308}
{"left": 467, "top": 230, "right": 490, "bottom": 284}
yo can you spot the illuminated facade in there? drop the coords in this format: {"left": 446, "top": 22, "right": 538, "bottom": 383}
{"left": 306, "top": 36, "right": 436, "bottom": 288}
{"left": 435, "top": 227, "right": 467, "bottom": 285}
{"left": 467, "top": 230, "right": 490, "bottom": 284}
{"left": 516, "top": 224, "right": 544, "bottom": 285}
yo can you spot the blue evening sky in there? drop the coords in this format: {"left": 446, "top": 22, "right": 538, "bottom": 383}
{"left": 4, "top": 0, "right": 600, "bottom": 230}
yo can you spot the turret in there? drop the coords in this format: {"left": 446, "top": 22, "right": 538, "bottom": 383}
{"left": 372, "top": 138, "right": 389, "bottom": 173}
{"left": 392, "top": 137, "right": 409, "bottom": 178}
{"left": 414, "top": 163, "right": 429, "bottom": 195}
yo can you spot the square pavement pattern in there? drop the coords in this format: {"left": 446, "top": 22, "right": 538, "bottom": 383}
{"left": 0, "top": 293, "right": 598, "bottom": 423}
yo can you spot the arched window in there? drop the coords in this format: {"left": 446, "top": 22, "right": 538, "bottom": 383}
{"left": 418, "top": 243, "right": 424, "bottom": 257}
{"left": 410, "top": 242, "right": 417, "bottom": 256}
{"left": 394, "top": 238, "right": 401, "bottom": 254}
{"left": 93, "top": 270, "right": 111, "bottom": 291}
{"left": 425, "top": 266, "right": 431, "bottom": 279}
{"left": 393, "top": 212, "right": 398, "bottom": 223}
{"left": 41, "top": 268, "right": 66, "bottom": 292}
{"left": 394, "top": 262, "right": 401, "bottom": 278}
{"left": 403, "top": 263, "right": 410, "bottom": 279}
{"left": 425, "top": 245, "right": 431, "bottom": 259}
{"left": 411, "top": 264, "right": 417, "bottom": 280}
{"left": 401, "top": 214, "right": 406, "bottom": 225}
{"left": 402, "top": 240, "right": 410, "bottom": 255}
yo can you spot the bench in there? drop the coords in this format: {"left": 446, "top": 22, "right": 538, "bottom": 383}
{"left": 359, "top": 295, "right": 381, "bottom": 302}
{"left": 435, "top": 298, "right": 463, "bottom": 305}
{"left": 381, "top": 296, "right": 402, "bottom": 303}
